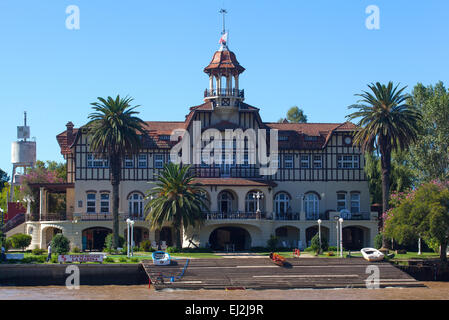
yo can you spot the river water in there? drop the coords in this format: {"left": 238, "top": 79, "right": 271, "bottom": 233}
{"left": 1, "top": 282, "right": 448, "bottom": 300}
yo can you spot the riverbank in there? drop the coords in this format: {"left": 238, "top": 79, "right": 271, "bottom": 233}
{"left": 1, "top": 282, "right": 448, "bottom": 300}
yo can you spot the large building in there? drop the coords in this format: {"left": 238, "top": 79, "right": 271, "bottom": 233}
{"left": 25, "top": 33, "right": 379, "bottom": 252}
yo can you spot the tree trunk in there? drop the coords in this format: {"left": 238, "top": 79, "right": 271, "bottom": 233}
{"left": 379, "top": 139, "right": 392, "bottom": 250}
{"left": 110, "top": 157, "right": 121, "bottom": 250}
{"left": 440, "top": 241, "right": 448, "bottom": 269}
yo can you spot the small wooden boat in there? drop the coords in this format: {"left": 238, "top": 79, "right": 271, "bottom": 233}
{"left": 269, "top": 252, "right": 286, "bottom": 266}
{"left": 152, "top": 251, "right": 171, "bottom": 266}
{"left": 361, "top": 248, "right": 385, "bottom": 262}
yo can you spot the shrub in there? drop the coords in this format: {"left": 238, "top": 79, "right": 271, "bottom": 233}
{"left": 104, "top": 257, "right": 115, "bottom": 263}
{"left": 328, "top": 246, "right": 338, "bottom": 252}
{"left": 32, "top": 248, "right": 46, "bottom": 255}
{"left": 130, "top": 257, "right": 139, "bottom": 263}
{"left": 311, "top": 234, "right": 328, "bottom": 254}
{"left": 50, "top": 254, "right": 59, "bottom": 263}
{"left": 104, "top": 234, "right": 125, "bottom": 252}
{"left": 71, "top": 246, "right": 81, "bottom": 253}
{"left": 267, "top": 235, "right": 279, "bottom": 251}
{"left": 140, "top": 240, "right": 152, "bottom": 252}
{"left": 166, "top": 246, "right": 179, "bottom": 253}
{"left": 9, "top": 234, "right": 32, "bottom": 251}
{"left": 51, "top": 234, "right": 70, "bottom": 255}
{"left": 119, "top": 257, "right": 127, "bottom": 263}
{"left": 326, "top": 251, "right": 335, "bottom": 256}
{"left": 374, "top": 233, "right": 383, "bottom": 249}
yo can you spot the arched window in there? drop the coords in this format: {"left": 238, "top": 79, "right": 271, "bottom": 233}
{"left": 218, "top": 191, "right": 234, "bottom": 214}
{"left": 305, "top": 193, "right": 319, "bottom": 219}
{"left": 128, "top": 192, "right": 144, "bottom": 219}
{"left": 275, "top": 192, "right": 291, "bottom": 214}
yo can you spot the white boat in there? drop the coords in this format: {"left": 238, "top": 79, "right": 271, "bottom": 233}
{"left": 152, "top": 251, "right": 171, "bottom": 266}
{"left": 361, "top": 248, "right": 384, "bottom": 262}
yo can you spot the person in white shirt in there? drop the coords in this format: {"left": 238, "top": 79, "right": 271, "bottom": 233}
{"left": 46, "top": 243, "right": 52, "bottom": 262}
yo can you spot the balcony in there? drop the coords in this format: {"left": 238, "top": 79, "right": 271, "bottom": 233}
{"left": 305, "top": 212, "right": 329, "bottom": 221}
{"left": 273, "top": 212, "right": 300, "bottom": 221}
{"left": 204, "top": 88, "right": 244, "bottom": 98}
{"left": 206, "top": 211, "right": 266, "bottom": 220}
{"left": 79, "top": 213, "right": 147, "bottom": 222}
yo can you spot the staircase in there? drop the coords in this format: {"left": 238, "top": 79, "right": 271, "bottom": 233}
{"left": 2, "top": 213, "right": 25, "bottom": 233}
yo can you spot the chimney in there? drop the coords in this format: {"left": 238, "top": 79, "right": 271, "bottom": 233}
{"left": 66, "top": 121, "right": 74, "bottom": 144}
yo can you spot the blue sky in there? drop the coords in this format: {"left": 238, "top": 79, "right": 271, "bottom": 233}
{"left": 0, "top": 0, "right": 448, "bottom": 175}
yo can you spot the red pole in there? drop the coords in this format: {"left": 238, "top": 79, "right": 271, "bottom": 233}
{"left": 148, "top": 278, "right": 151, "bottom": 289}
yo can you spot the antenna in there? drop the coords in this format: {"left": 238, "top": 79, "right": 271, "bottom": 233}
{"left": 219, "top": 8, "right": 227, "bottom": 35}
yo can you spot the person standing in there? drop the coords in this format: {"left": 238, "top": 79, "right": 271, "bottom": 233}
{"left": 0, "top": 245, "right": 5, "bottom": 262}
{"left": 46, "top": 243, "right": 52, "bottom": 262}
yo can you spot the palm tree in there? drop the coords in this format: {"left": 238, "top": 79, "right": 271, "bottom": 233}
{"left": 87, "top": 95, "right": 147, "bottom": 249}
{"left": 144, "top": 163, "right": 208, "bottom": 248}
{"left": 346, "top": 82, "right": 422, "bottom": 248}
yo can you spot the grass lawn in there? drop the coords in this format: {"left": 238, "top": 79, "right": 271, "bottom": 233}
{"left": 3, "top": 250, "right": 441, "bottom": 264}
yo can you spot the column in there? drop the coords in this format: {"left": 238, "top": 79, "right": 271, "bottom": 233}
{"left": 39, "top": 187, "right": 44, "bottom": 220}
{"left": 299, "top": 227, "right": 306, "bottom": 250}
{"left": 209, "top": 75, "right": 213, "bottom": 92}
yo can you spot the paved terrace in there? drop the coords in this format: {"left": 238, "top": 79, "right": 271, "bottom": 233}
{"left": 142, "top": 257, "right": 424, "bottom": 290}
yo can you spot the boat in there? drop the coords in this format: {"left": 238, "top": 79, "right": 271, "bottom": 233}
{"left": 361, "top": 248, "right": 385, "bottom": 262}
{"left": 152, "top": 251, "right": 171, "bottom": 266}
{"left": 269, "top": 252, "right": 286, "bottom": 266}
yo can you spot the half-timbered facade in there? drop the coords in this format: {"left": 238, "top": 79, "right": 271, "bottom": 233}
{"left": 26, "top": 39, "right": 379, "bottom": 252}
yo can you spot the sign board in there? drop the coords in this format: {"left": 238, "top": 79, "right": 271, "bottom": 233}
{"left": 17, "top": 126, "right": 30, "bottom": 139}
{"left": 58, "top": 254, "right": 104, "bottom": 263}
{"left": 6, "top": 254, "right": 24, "bottom": 260}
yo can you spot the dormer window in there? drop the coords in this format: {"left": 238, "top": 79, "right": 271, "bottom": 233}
{"left": 304, "top": 135, "right": 318, "bottom": 141}
{"left": 159, "top": 135, "right": 171, "bottom": 141}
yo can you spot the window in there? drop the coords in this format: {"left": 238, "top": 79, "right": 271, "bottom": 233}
{"left": 304, "top": 135, "right": 318, "bottom": 141}
{"left": 154, "top": 154, "right": 165, "bottom": 168}
{"left": 337, "top": 155, "right": 359, "bottom": 169}
{"left": 159, "top": 135, "right": 171, "bottom": 141}
{"left": 138, "top": 154, "right": 147, "bottom": 168}
{"left": 304, "top": 193, "right": 319, "bottom": 218}
{"left": 86, "top": 193, "right": 96, "bottom": 213}
{"left": 245, "top": 193, "right": 257, "bottom": 213}
{"left": 350, "top": 193, "right": 360, "bottom": 213}
{"left": 284, "top": 154, "right": 294, "bottom": 169}
{"left": 100, "top": 193, "right": 110, "bottom": 213}
{"left": 300, "top": 155, "right": 309, "bottom": 168}
{"left": 87, "top": 153, "right": 108, "bottom": 168}
{"left": 275, "top": 192, "right": 291, "bottom": 214}
{"left": 242, "top": 153, "right": 249, "bottom": 167}
{"left": 124, "top": 155, "right": 134, "bottom": 168}
{"left": 128, "top": 193, "right": 144, "bottom": 218}
{"left": 337, "top": 193, "right": 347, "bottom": 211}
{"left": 313, "top": 155, "right": 322, "bottom": 168}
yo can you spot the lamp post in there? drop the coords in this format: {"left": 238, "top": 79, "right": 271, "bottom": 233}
{"left": 317, "top": 219, "right": 322, "bottom": 254}
{"left": 339, "top": 218, "right": 344, "bottom": 257}
{"left": 0, "top": 208, "right": 4, "bottom": 229}
{"left": 130, "top": 220, "right": 135, "bottom": 257}
{"left": 334, "top": 216, "right": 339, "bottom": 254}
{"left": 126, "top": 218, "right": 133, "bottom": 258}
{"left": 253, "top": 192, "right": 264, "bottom": 219}
{"left": 418, "top": 235, "right": 422, "bottom": 256}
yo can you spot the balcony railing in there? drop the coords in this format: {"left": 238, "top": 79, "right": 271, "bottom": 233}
{"left": 206, "top": 211, "right": 266, "bottom": 220}
{"left": 273, "top": 212, "right": 300, "bottom": 221}
{"left": 338, "top": 212, "right": 372, "bottom": 220}
{"left": 305, "top": 212, "right": 329, "bottom": 221}
{"left": 27, "top": 212, "right": 67, "bottom": 222}
{"left": 191, "top": 166, "right": 261, "bottom": 179}
{"left": 204, "top": 88, "right": 244, "bottom": 98}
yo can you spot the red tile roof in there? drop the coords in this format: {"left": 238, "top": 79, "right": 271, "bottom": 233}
{"left": 204, "top": 50, "right": 245, "bottom": 75}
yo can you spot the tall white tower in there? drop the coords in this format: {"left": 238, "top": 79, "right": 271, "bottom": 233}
{"left": 10, "top": 112, "right": 36, "bottom": 201}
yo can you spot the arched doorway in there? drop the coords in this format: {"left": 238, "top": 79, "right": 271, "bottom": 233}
{"left": 82, "top": 227, "right": 112, "bottom": 251}
{"left": 342, "top": 226, "right": 368, "bottom": 250}
{"left": 124, "top": 227, "right": 149, "bottom": 247}
{"left": 42, "top": 227, "right": 62, "bottom": 247}
{"left": 275, "top": 226, "right": 299, "bottom": 248}
{"left": 156, "top": 227, "right": 174, "bottom": 247}
{"left": 305, "top": 225, "right": 330, "bottom": 248}
{"left": 217, "top": 190, "right": 237, "bottom": 217}
{"left": 209, "top": 226, "right": 251, "bottom": 251}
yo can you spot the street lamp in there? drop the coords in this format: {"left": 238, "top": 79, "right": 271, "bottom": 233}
{"left": 339, "top": 218, "right": 344, "bottom": 258}
{"left": 253, "top": 192, "right": 264, "bottom": 219}
{"left": 317, "top": 219, "right": 322, "bottom": 254}
{"left": 0, "top": 208, "right": 4, "bottom": 228}
{"left": 126, "top": 218, "right": 135, "bottom": 257}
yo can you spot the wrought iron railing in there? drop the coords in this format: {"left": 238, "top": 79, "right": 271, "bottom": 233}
{"left": 204, "top": 88, "right": 244, "bottom": 98}
{"left": 273, "top": 212, "right": 300, "bottom": 221}
{"left": 205, "top": 211, "right": 266, "bottom": 220}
